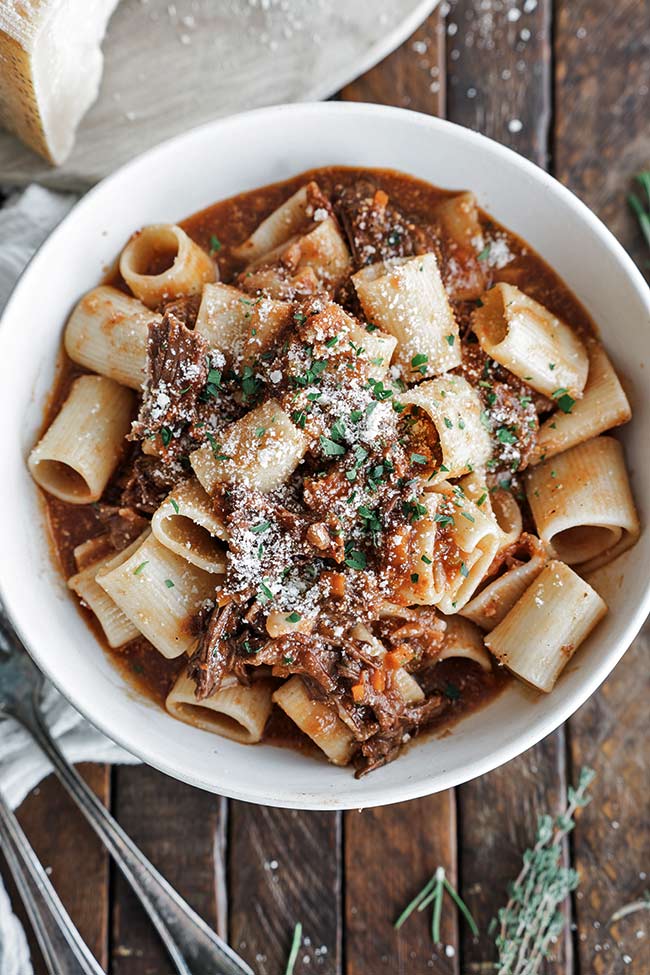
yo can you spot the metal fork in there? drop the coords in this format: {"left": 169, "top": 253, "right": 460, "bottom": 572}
{"left": 0, "top": 613, "right": 254, "bottom": 975}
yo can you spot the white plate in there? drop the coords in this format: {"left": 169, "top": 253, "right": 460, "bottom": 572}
{"left": 0, "top": 0, "right": 438, "bottom": 189}
{"left": 1, "top": 103, "right": 649, "bottom": 810}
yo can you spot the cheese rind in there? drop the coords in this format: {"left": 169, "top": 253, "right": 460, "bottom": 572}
{"left": 0, "top": 0, "right": 119, "bottom": 165}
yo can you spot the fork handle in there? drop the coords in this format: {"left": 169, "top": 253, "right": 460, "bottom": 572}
{"left": 27, "top": 709, "right": 253, "bottom": 975}
{"left": 0, "top": 791, "right": 106, "bottom": 975}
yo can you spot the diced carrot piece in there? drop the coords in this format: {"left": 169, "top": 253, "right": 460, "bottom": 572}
{"left": 371, "top": 669, "right": 386, "bottom": 693}
{"left": 322, "top": 570, "right": 346, "bottom": 598}
{"left": 385, "top": 645, "right": 415, "bottom": 670}
{"left": 351, "top": 683, "right": 365, "bottom": 703}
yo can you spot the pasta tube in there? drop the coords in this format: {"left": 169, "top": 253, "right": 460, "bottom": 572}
{"left": 68, "top": 532, "right": 150, "bottom": 648}
{"left": 533, "top": 342, "right": 631, "bottom": 462}
{"left": 119, "top": 224, "right": 216, "bottom": 309}
{"left": 472, "top": 283, "right": 588, "bottom": 398}
{"left": 28, "top": 375, "right": 134, "bottom": 504}
{"left": 190, "top": 400, "right": 308, "bottom": 494}
{"left": 526, "top": 436, "right": 639, "bottom": 571}
{"left": 231, "top": 184, "right": 314, "bottom": 264}
{"left": 166, "top": 670, "right": 273, "bottom": 744}
{"left": 151, "top": 479, "right": 228, "bottom": 574}
{"left": 272, "top": 676, "right": 355, "bottom": 766}
{"left": 429, "top": 481, "right": 501, "bottom": 614}
{"left": 485, "top": 560, "right": 607, "bottom": 692}
{"left": 438, "top": 616, "right": 492, "bottom": 671}
{"left": 97, "top": 534, "right": 216, "bottom": 659}
{"left": 64, "top": 286, "right": 160, "bottom": 390}
{"left": 352, "top": 253, "right": 461, "bottom": 380}
{"left": 195, "top": 284, "right": 292, "bottom": 368}
{"left": 401, "top": 375, "right": 492, "bottom": 481}
{"left": 460, "top": 536, "right": 548, "bottom": 630}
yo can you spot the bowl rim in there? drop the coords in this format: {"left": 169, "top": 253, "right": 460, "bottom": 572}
{"left": 2, "top": 100, "right": 650, "bottom": 809}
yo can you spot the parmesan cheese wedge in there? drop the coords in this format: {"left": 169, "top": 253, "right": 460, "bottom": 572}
{"left": 0, "top": 0, "right": 119, "bottom": 165}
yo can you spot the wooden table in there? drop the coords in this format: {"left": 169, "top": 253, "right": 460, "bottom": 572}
{"left": 4, "top": 2, "right": 650, "bottom": 972}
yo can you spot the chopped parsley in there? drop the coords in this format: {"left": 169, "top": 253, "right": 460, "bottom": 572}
{"left": 496, "top": 426, "right": 518, "bottom": 445}
{"left": 169, "top": 498, "right": 180, "bottom": 514}
{"left": 320, "top": 435, "right": 346, "bottom": 456}
{"left": 209, "top": 234, "right": 222, "bottom": 253}
{"left": 251, "top": 521, "right": 271, "bottom": 534}
{"left": 164, "top": 578, "right": 175, "bottom": 589}
{"left": 411, "top": 353, "right": 429, "bottom": 376}
{"left": 551, "top": 387, "right": 576, "bottom": 413}
{"left": 345, "top": 549, "right": 367, "bottom": 571}
{"left": 133, "top": 561, "right": 148, "bottom": 576}
{"left": 285, "top": 611, "right": 302, "bottom": 623}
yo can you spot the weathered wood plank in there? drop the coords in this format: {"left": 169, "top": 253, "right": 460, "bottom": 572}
{"left": 110, "top": 765, "right": 227, "bottom": 974}
{"left": 446, "top": 0, "right": 552, "bottom": 166}
{"left": 228, "top": 804, "right": 341, "bottom": 974}
{"left": 554, "top": 0, "right": 650, "bottom": 271}
{"left": 444, "top": 3, "right": 570, "bottom": 973}
{"left": 10, "top": 765, "right": 110, "bottom": 974}
{"left": 344, "top": 795, "right": 459, "bottom": 975}
{"left": 566, "top": 635, "right": 650, "bottom": 974}
{"left": 555, "top": 6, "right": 650, "bottom": 971}
{"left": 339, "top": 9, "right": 446, "bottom": 117}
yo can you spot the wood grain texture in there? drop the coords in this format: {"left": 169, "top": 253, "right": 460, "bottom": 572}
{"left": 566, "top": 633, "right": 650, "bottom": 974}
{"left": 228, "top": 804, "right": 341, "bottom": 974}
{"left": 110, "top": 765, "right": 227, "bottom": 975}
{"left": 339, "top": 9, "right": 446, "bottom": 117}
{"left": 555, "top": 4, "right": 650, "bottom": 971}
{"left": 445, "top": 3, "right": 572, "bottom": 973}
{"left": 11, "top": 766, "right": 110, "bottom": 973}
{"left": 554, "top": 0, "right": 650, "bottom": 276}
{"left": 344, "top": 795, "right": 459, "bottom": 975}
{"left": 445, "top": 0, "right": 552, "bottom": 164}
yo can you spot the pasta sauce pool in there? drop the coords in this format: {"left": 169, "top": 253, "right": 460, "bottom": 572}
{"left": 40, "top": 166, "right": 600, "bottom": 768}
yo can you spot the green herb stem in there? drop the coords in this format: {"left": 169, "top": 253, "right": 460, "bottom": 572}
{"left": 284, "top": 922, "right": 303, "bottom": 975}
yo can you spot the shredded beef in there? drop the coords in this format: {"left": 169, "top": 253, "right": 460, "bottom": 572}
{"left": 161, "top": 294, "right": 201, "bottom": 329}
{"left": 188, "top": 602, "right": 237, "bottom": 700}
{"left": 130, "top": 309, "right": 209, "bottom": 444}
{"left": 120, "top": 455, "right": 184, "bottom": 514}
{"left": 333, "top": 179, "right": 439, "bottom": 269}
{"left": 94, "top": 504, "right": 149, "bottom": 549}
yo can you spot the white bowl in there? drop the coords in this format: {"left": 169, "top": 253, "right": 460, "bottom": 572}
{"left": 1, "top": 103, "right": 649, "bottom": 810}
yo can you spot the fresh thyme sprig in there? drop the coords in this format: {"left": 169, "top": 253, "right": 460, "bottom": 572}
{"left": 494, "top": 766, "right": 595, "bottom": 975}
{"left": 284, "top": 921, "right": 303, "bottom": 975}
{"left": 628, "top": 171, "right": 650, "bottom": 250}
{"left": 394, "top": 865, "right": 479, "bottom": 944}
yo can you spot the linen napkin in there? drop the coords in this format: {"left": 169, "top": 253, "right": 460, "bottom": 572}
{"left": 0, "top": 186, "right": 140, "bottom": 975}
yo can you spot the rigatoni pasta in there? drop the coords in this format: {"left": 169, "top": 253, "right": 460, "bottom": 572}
{"left": 151, "top": 478, "right": 228, "bottom": 573}
{"left": 119, "top": 223, "right": 216, "bottom": 308}
{"left": 28, "top": 375, "right": 135, "bottom": 503}
{"left": 352, "top": 253, "right": 461, "bottom": 380}
{"left": 534, "top": 342, "right": 631, "bottom": 461}
{"left": 30, "top": 165, "right": 637, "bottom": 777}
{"left": 190, "top": 399, "right": 308, "bottom": 494}
{"left": 68, "top": 533, "right": 149, "bottom": 648}
{"left": 166, "top": 670, "right": 273, "bottom": 743}
{"left": 472, "top": 282, "right": 589, "bottom": 399}
{"left": 485, "top": 561, "right": 607, "bottom": 692}
{"left": 401, "top": 375, "right": 492, "bottom": 481}
{"left": 64, "top": 286, "right": 160, "bottom": 390}
{"left": 526, "top": 436, "right": 639, "bottom": 571}
{"left": 97, "top": 534, "right": 216, "bottom": 659}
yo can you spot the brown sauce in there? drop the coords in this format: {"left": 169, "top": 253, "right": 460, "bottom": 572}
{"left": 41, "top": 166, "right": 598, "bottom": 763}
